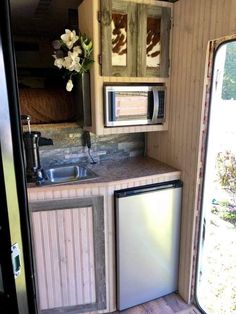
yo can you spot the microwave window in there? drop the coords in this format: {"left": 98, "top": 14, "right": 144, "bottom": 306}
{"left": 115, "top": 92, "right": 148, "bottom": 119}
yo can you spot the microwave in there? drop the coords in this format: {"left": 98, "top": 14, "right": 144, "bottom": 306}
{"left": 104, "top": 85, "right": 166, "bottom": 127}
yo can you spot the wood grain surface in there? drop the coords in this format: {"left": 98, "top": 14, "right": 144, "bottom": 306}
{"left": 147, "top": 0, "right": 236, "bottom": 303}
{"left": 110, "top": 293, "right": 201, "bottom": 314}
{"left": 30, "top": 196, "right": 106, "bottom": 313}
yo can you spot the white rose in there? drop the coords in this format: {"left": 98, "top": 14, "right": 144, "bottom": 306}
{"left": 73, "top": 45, "right": 82, "bottom": 55}
{"left": 61, "top": 29, "right": 79, "bottom": 49}
{"left": 64, "top": 55, "right": 74, "bottom": 71}
{"left": 66, "top": 79, "right": 73, "bottom": 92}
{"left": 74, "top": 62, "right": 82, "bottom": 73}
{"left": 64, "top": 52, "right": 81, "bottom": 72}
{"left": 53, "top": 57, "right": 64, "bottom": 69}
{"left": 69, "top": 50, "right": 80, "bottom": 61}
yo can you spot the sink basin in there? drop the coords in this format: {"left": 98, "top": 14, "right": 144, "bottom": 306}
{"left": 42, "top": 165, "right": 97, "bottom": 185}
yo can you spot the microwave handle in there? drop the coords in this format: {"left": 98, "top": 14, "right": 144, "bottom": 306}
{"left": 151, "top": 88, "right": 159, "bottom": 123}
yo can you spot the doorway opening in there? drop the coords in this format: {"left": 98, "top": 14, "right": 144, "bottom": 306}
{"left": 196, "top": 40, "right": 236, "bottom": 313}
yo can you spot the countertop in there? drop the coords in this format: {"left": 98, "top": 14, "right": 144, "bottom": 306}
{"left": 86, "top": 157, "right": 179, "bottom": 182}
{"left": 28, "top": 157, "right": 181, "bottom": 189}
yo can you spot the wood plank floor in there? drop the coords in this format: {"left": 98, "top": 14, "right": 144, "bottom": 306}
{"left": 110, "top": 293, "right": 202, "bottom": 314}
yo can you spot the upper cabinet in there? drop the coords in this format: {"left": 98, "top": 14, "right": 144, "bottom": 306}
{"left": 101, "top": 0, "right": 171, "bottom": 77}
{"left": 79, "top": 0, "right": 173, "bottom": 135}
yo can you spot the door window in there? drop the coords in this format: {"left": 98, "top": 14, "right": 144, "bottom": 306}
{"left": 196, "top": 40, "right": 236, "bottom": 314}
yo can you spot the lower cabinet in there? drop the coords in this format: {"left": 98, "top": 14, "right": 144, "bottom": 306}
{"left": 29, "top": 196, "right": 106, "bottom": 314}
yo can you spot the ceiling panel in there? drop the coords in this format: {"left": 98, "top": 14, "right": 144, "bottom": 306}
{"left": 10, "top": 0, "right": 178, "bottom": 38}
{"left": 10, "top": 0, "right": 82, "bottom": 38}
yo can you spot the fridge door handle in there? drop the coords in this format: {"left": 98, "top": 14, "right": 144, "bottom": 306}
{"left": 115, "top": 180, "right": 183, "bottom": 198}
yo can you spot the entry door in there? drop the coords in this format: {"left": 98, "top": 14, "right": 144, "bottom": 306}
{"left": 0, "top": 166, "right": 20, "bottom": 313}
{"left": 0, "top": 0, "right": 36, "bottom": 313}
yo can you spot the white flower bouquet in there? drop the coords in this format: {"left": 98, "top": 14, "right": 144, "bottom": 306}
{"left": 52, "top": 29, "right": 93, "bottom": 92}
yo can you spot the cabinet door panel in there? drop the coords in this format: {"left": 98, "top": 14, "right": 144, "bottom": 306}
{"left": 30, "top": 196, "right": 105, "bottom": 314}
{"left": 137, "top": 5, "right": 171, "bottom": 77}
{"left": 101, "top": 0, "right": 137, "bottom": 76}
{"left": 111, "top": 12, "right": 128, "bottom": 67}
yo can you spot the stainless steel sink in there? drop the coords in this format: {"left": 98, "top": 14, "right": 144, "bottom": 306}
{"left": 42, "top": 165, "right": 97, "bottom": 185}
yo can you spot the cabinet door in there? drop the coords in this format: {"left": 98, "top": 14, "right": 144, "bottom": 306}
{"left": 101, "top": 0, "right": 137, "bottom": 76}
{"left": 101, "top": 0, "right": 171, "bottom": 78}
{"left": 137, "top": 4, "right": 171, "bottom": 77}
{"left": 29, "top": 196, "right": 106, "bottom": 314}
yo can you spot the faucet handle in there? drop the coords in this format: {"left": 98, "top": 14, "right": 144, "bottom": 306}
{"left": 21, "top": 115, "right": 31, "bottom": 133}
{"left": 21, "top": 115, "right": 31, "bottom": 122}
{"left": 36, "top": 168, "right": 45, "bottom": 186}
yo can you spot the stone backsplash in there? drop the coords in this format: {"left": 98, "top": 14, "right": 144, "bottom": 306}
{"left": 27, "top": 123, "right": 145, "bottom": 169}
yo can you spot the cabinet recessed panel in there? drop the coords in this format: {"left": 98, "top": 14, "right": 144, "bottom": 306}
{"left": 30, "top": 196, "right": 106, "bottom": 313}
{"left": 112, "top": 12, "right": 127, "bottom": 67}
{"left": 137, "top": 5, "right": 171, "bottom": 77}
{"left": 32, "top": 207, "right": 96, "bottom": 310}
{"left": 101, "top": 0, "right": 137, "bottom": 76}
{"left": 146, "top": 17, "right": 161, "bottom": 69}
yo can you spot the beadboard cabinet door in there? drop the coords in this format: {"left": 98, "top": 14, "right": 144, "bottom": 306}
{"left": 29, "top": 196, "right": 106, "bottom": 314}
{"left": 101, "top": 0, "right": 171, "bottom": 77}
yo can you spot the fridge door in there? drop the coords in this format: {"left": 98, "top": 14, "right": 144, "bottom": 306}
{"left": 0, "top": 0, "right": 36, "bottom": 313}
{"left": 115, "top": 181, "right": 182, "bottom": 311}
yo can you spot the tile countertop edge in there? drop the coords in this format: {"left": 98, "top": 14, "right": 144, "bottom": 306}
{"left": 27, "top": 171, "right": 181, "bottom": 193}
{"left": 27, "top": 157, "right": 181, "bottom": 193}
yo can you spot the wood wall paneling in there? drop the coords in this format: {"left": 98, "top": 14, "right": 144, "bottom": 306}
{"left": 147, "top": 0, "right": 236, "bottom": 302}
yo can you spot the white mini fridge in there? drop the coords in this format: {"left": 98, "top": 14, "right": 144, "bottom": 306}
{"left": 115, "top": 180, "right": 182, "bottom": 311}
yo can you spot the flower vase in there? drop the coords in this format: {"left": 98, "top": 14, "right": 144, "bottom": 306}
{"left": 74, "top": 72, "right": 92, "bottom": 127}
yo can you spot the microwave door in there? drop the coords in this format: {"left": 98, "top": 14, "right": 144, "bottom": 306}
{"left": 106, "top": 89, "right": 150, "bottom": 127}
{"left": 151, "top": 88, "right": 160, "bottom": 124}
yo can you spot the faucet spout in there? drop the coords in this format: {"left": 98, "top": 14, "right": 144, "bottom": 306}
{"left": 38, "top": 137, "right": 53, "bottom": 146}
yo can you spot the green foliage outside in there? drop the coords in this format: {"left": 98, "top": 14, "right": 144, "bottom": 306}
{"left": 222, "top": 42, "right": 236, "bottom": 100}
{"left": 212, "top": 201, "right": 236, "bottom": 226}
{"left": 216, "top": 151, "right": 236, "bottom": 197}
{"left": 213, "top": 151, "right": 236, "bottom": 225}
